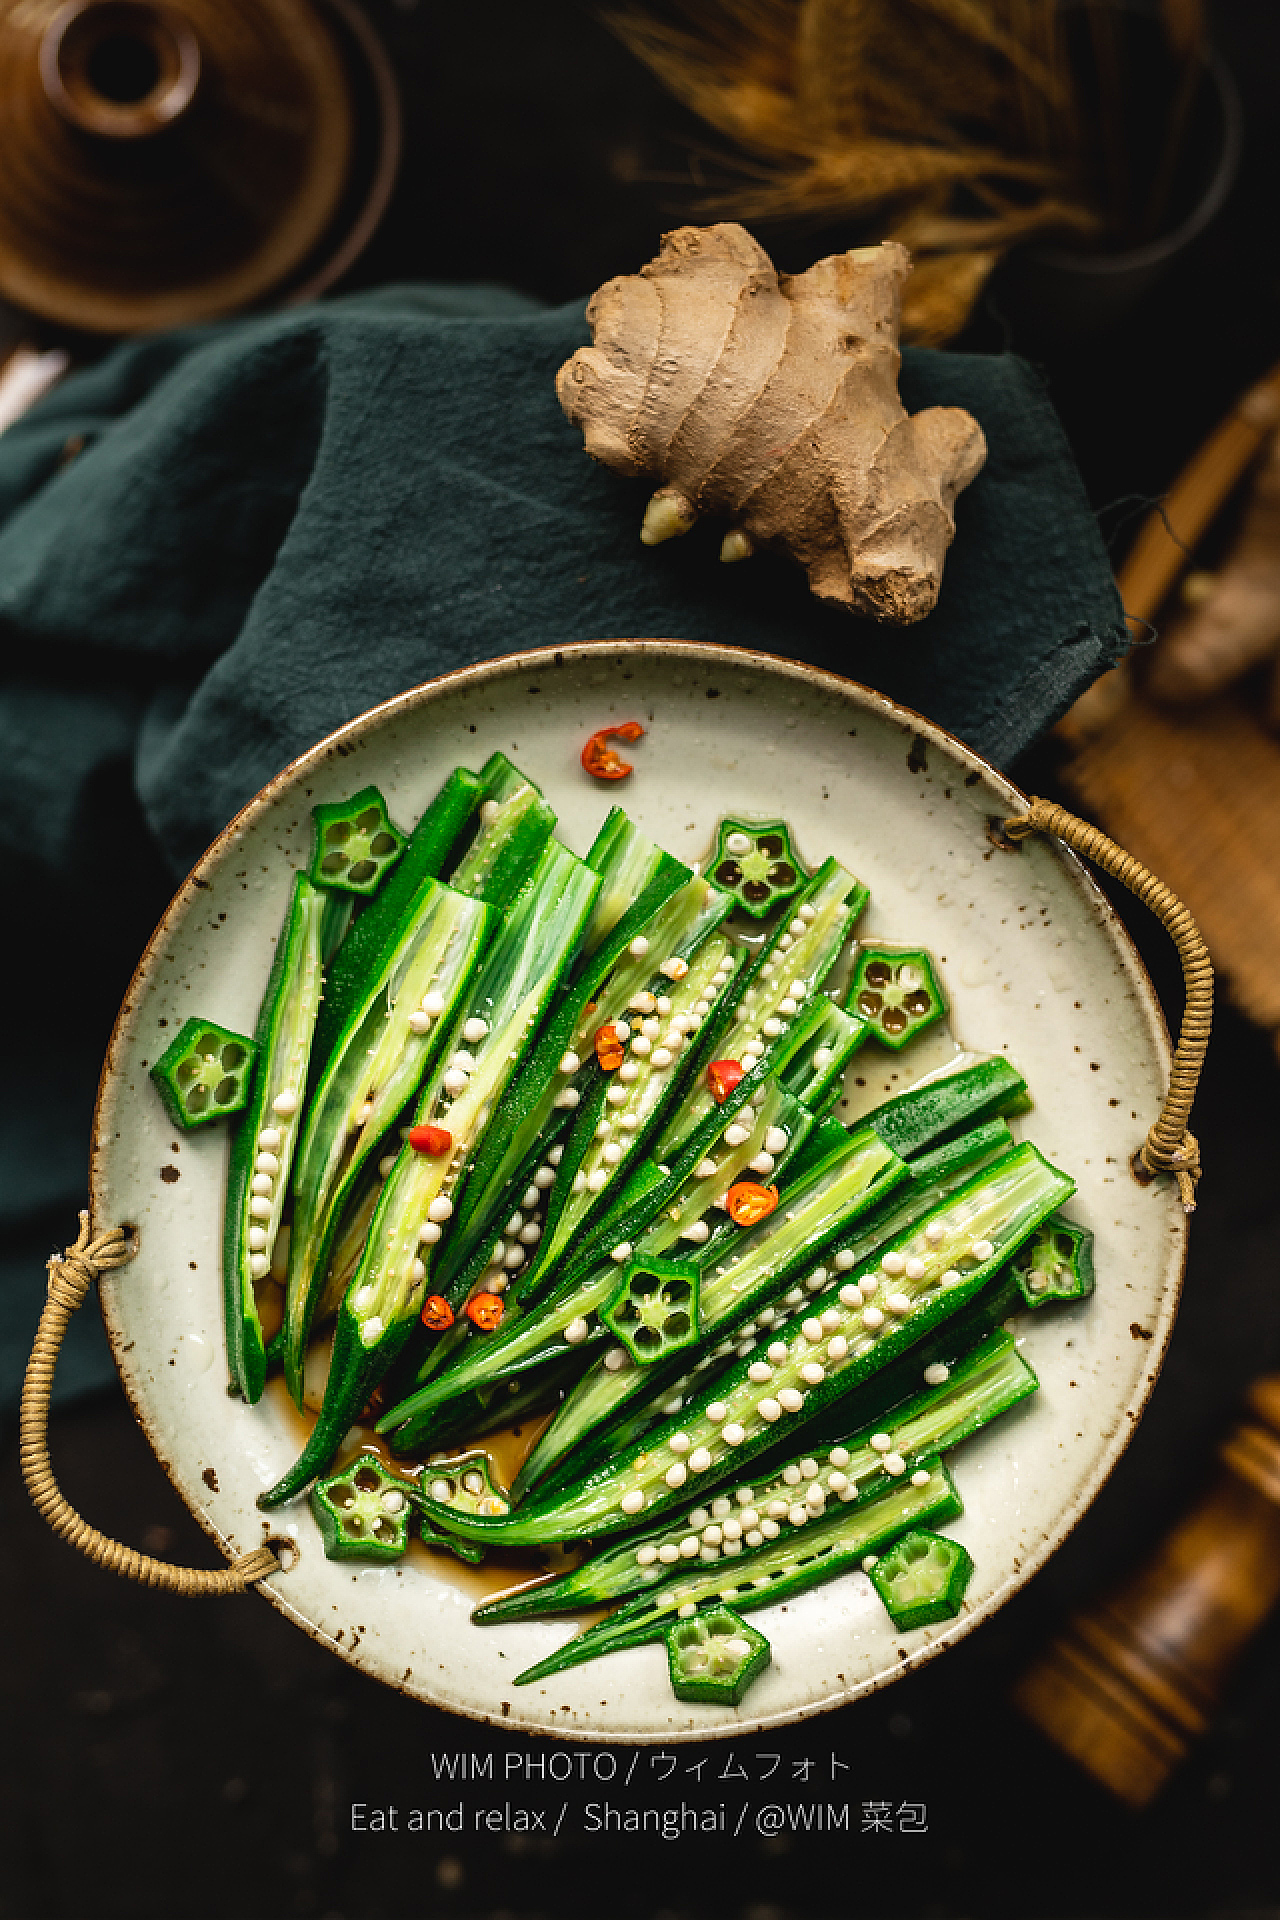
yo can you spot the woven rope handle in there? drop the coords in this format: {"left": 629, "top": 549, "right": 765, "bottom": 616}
{"left": 19, "top": 1212, "right": 279, "bottom": 1594}
{"left": 1003, "top": 797, "right": 1212, "bottom": 1212}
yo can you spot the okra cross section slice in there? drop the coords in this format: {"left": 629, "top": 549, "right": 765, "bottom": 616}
{"left": 1010, "top": 1214, "right": 1095, "bottom": 1308}
{"left": 414, "top": 1141, "right": 1071, "bottom": 1547}
{"left": 308, "top": 786, "right": 407, "bottom": 896}
{"left": 282, "top": 878, "right": 492, "bottom": 1405}
{"left": 508, "top": 1462, "right": 962, "bottom": 1686}
{"left": 666, "top": 1606, "right": 771, "bottom": 1704}
{"left": 653, "top": 857, "right": 869, "bottom": 1163}
{"left": 869, "top": 1528, "right": 974, "bottom": 1630}
{"left": 311, "top": 1455, "right": 415, "bottom": 1563}
{"left": 847, "top": 947, "right": 946, "bottom": 1049}
{"left": 150, "top": 1018, "right": 256, "bottom": 1130}
{"left": 474, "top": 1327, "right": 1033, "bottom": 1622}
{"left": 601, "top": 1257, "right": 701, "bottom": 1365}
{"left": 708, "top": 817, "right": 807, "bottom": 919}
{"left": 223, "top": 874, "right": 338, "bottom": 1403}
{"left": 422, "top": 1449, "right": 510, "bottom": 1519}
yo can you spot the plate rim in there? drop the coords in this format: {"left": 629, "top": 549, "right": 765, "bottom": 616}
{"left": 88, "top": 637, "right": 1188, "bottom": 1739}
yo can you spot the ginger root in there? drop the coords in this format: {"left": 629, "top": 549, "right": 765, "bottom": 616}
{"left": 556, "top": 225, "right": 987, "bottom": 624}
{"left": 1146, "top": 430, "right": 1280, "bottom": 719}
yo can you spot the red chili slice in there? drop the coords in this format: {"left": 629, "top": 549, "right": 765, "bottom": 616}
{"left": 707, "top": 1058, "right": 745, "bottom": 1104}
{"left": 465, "top": 1291, "right": 505, "bottom": 1332}
{"left": 409, "top": 1124, "right": 453, "bottom": 1156}
{"left": 594, "top": 1023, "right": 626, "bottom": 1071}
{"left": 420, "top": 1294, "right": 455, "bottom": 1331}
{"left": 726, "top": 1181, "right": 779, "bottom": 1227}
{"left": 581, "top": 721, "right": 645, "bottom": 781}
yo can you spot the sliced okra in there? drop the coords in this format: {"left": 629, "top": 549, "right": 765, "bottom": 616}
{"left": 847, "top": 947, "right": 946, "bottom": 1049}
{"left": 666, "top": 1605, "right": 770, "bottom": 1704}
{"left": 869, "top": 1527, "right": 973, "bottom": 1629}
{"left": 708, "top": 818, "right": 807, "bottom": 920}
{"left": 1010, "top": 1214, "right": 1095, "bottom": 1307}
{"left": 422, "top": 1448, "right": 511, "bottom": 1520}
{"left": 311, "top": 1454, "right": 414, "bottom": 1563}
{"left": 308, "top": 786, "right": 406, "bottom": 896}
{"left": 150, "top": 1018, "right": 256, "bottom": 1130}
{"left": 602, "top": 1257, "right": 701, "bottom": 1366}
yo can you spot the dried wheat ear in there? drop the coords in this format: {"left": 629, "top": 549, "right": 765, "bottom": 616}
{"left": 556, "top": 224, "right": 987, "bottom": 625}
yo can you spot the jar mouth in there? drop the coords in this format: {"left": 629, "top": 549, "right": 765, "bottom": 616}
{"left": 39, "top": 0, "right": 201, "bottom": 141}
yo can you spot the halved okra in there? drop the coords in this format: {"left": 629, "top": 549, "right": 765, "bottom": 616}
{"left": 473, "top": 1326, "right": 1033, "bottom": 1620}
{"left": 707, "top": 817, "right": 808, "bottom": 919}
{"left": 446, "top": 752, "right": 556, "bottom": 911}
{"left": 377, "top": 1081, "right": 817, "bottom": 1453}
{"left": 413, "top": 1140, "right": 1072, "bottom": 1547}
{"left": 308, "top": 786, "right": 406, "bottom": 896}
{"left": 507, "top": 1461, "right": 962, "bottom": 1686}
{"left": 223, "top": 875, "right": 345, "bottom": 1402}
{"left": 651, "top": 858, "right": 870, "bottom": 1163}
{"left": 869, "top": 1528, "right": 974, "bottom": 1629}
{"left": 258, "top": 841, "right": 601, "bottom": 1506}
{"left": 281, "top": 877, "right": 494, "bottom": 1405}
{"left": 150, "top": 1018, "right": 256, "bottom": 1131}
{"left": 666, "top": 1606, "right": 771, "bottom": 1704}
{"left": 846, "top": 947, "right": 947, "bottom": 1049}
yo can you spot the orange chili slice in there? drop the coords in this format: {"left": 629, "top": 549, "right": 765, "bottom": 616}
{"left": 465, "top": 1291, "right": 505, "bottom": 1332}
{"left": 420, "top": 1294, "right": 455, "bottom": 1331}
{"left": 707, "top": 1058, "right": 745, "bottom": 1104}
{"left": 409, "top": 1123, "right": 453, "bottom": 1156}
{"left": 726, "top": 1181, "right": 779, "bottom": 1227}
{"left": 594, "top": 1022, "right": 626, "bottom": 1071}
{"left": 581, "top": 721, "right": 645, "bottom": 781}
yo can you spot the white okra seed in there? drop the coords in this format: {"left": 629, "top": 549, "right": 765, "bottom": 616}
{"left": 689, "top": 1447, "right": 712, "bottom": 1473}
{"left": 249, "top": 1197, "right": 272, "bottom": 1220}
{"left": 257, "top": 1127, "right": 281, "bottom": 1151}
{"left": 534, "top": 1166, "right": 554, "bottom": 1189}
{"left": 659, "top": 1544, "right": 680, "bottom": 1564}
{"left": 620, "top": 1490, "right": 645, "bottom": 1514}
{"left": 271, "top": 1090, "right": 298, "bottom": 1117}
{"left": 463, "top": 1017, "right": 489, "bottom": 1044}
{"left": 248, "top": 1254, "right": 269, "bottom": 1280}
{"left": 636, "top": 1546, "right": 659, "bottom": 1566}
{"left": 778, "top": 1388, "right": 804, "bottom": 1413}
{"left": 885, "top": 1452, "right": 907, "bottom": 1476}
{"left": 911, "top": 1469, "right": 931, "bottom": 1487}
{"left": 564, "top": 1318, "right": 588, "bottom": 1345}
{"left": 834, "top": 1249, "right": 856, "bottom": 1272}
{"left": 419, "top": 1221, "right": 442, "bottom": 1244}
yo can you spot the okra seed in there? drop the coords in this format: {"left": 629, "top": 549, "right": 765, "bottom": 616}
{"left": 885, "top": 1453, "right": 907, "bottom": 1476}
{"left": 630, "top": 991, "right": 657, "bottom": 1014}
{"left": 519, "top": 1222, "right": 542, "bottom": 1245}
{"left": 378, "top": 1155, "right": 397, "bottom": 1179}
{"left": 745, "top": 1529, "right": 764, "bottom": 1548}
{"left": 248, "top": 1254, "right": 269, "bottom": 1280}
{"left": 462, "top": 1017, "right": 489, "bottom": 1047}
{"left": 431, "top": 1478, "right": 452, "bottom": 1501}
{"left": 761, "top": 1519, "right": 781, "bottom": 1539}
{"left": 451, "top": 1050, "right": 476, "bottom": 1074}
{"left": 760, "top": 964, "right": 775, "bottom": 978}
{"left": 799, "top": 905, "right": 816, "bottom": 923}
{"left": 251, "top": 1173, "right": 272, "bottom": 1197}
{"left": 409, "top": 1259, "right": 425, "bottom": 1283}
{"left": 724, "top": 1123, "right": 750, "bottom": 1147}
{"left": 548, "top": 1145, "right": 565, "bottom": 1166}
{"left": 859, "top": 1276, "right": 879, "bottom": 1298}
{"left": 723, "top": 1423, "right": 746, "bottom": 1445}
{"left": 571, "top": 1172, "right": 587, "bottom": 1194}
{"left": 834, "top": 1249, "right": 856, "bottom": 1272}
{"left": 272, "top": 1090, "right": 298, "bottom": 1117}
{"left": 490, "top": 1273, "right": 509, "bottom": 1293}
{"left": 886, "top": 1292, "right": 911, "bottom": 1316}
{"left": 806, "top": 1484, "right": 826, "bottom": 1512}
{"left": 904, "top": 1257, "right": 926, "bottom": 1282}
{"left": 618, "top": 1062, "right": 640, "bottom": 1084}
{"left": 258, "top": 1128, "right": 281, "bottom": 1151}
{"left": 666, "top": 1463, "right": 688, "bottom": 1488}
{"left": 741, "top": 1049, "right": 762, "bottom": 1069}
{"left": 255, "top": 1152, "right": 280, "bottom": 1176}
{"left": 564, "top": 1317, "right": 589, "bottom": 1345}
{"left": 636, "top": 1545, "right": 659, "bottom": 1565}
{"left": 1028, "top": 1270, "right": 1049, "bottom": 1292}
{"left": 762, "top": 1017, "right": 783, "bottom": 1039}
{"left": 702, "top": 1525, "right": 722, "bottom": 1546}
{"left": 534, "top": 1166, "right": 555, "bottom": 1189}
{"left": 520, "top": 1185, "right": 540, "bottom": 1210}
{"left": 861, "top": 1554, "right": 879, "bottom": 1572}
{"left": 355, "top": 1102, "right": 374, "bottom": 1127}
{"left": 812, "top": 1047, "right": 834, "bottom": 1071}
{"left": 706, "top": 1403, "right": 728, "bottom": 1424}
{"left": 427, "top": 1196, "right": 454, "bottom": 1224}
{"left": 971, "top": 1238, "right": 995, "bottom": 1261}
{"left": 798, "top": 1459, "right": 819, "bottom": 1481}
{"left": 678, "top": 1603, "right": 697, "bottom": 1619}
{"left": 504, "top": 1212, "right": 523, "bottom": 1236}
{"left": 778, "top": 1388, "right": 804, "bottom": 1413}
{"left": 443, "top": 1069, "right": 468, "bottom": 1095}
{"left": 801, "top": 1362, "right": 825, "bottom": 1385}
{"left": 911, "top": 1469, "right": 932, "bottom": 1487}
{"left": 749, "top": 1152, "right": 775, "bottom": 1176}
{"left": 249, "top": 1197, "right": 272, "bottom": 1220}
{"left": 630, "top": 1036, "right": 652, "bottom": 1059}
{"left": 650, "top": 1047, "right": 674, "bottom": 1070}
{"left": 815, "top": 1308, "right": 840, "bottom": 1334}
{"left": 604, "top": 1347, "right": 627, "bottom": 1371}
{"left": 670, "top": 1012, "right": 694, "bottom": 1034}
{"left": 778, "top": 998, "right": 798, "bottom": 1018}
{"left": 681, "top": 1220, "right": 709, "bottom": 1244}
{"left": 861, "top": 1306, "right": 885, "bottom": 1330}
{"left": 247, "top": 1227, "right": 268, "bottom": 1253}
{"left": 503, "top": 1244, "right": 526, "bottom": 1269}
{"left": 758, "top": 1398, "right": 781, "bottom": 1422}
{"left": 726, "top": 832, "right": 752, "bottom": 855}
{"left": 659, "top": 1544, "right": 680, "bottom": 1564}
{"left": 778, "top": 934, "right": 794, "bottom": 950}
{"left": 827, "top": 1471, "right": 849, "bottom": 1493}
{"left": 689, "top": 1447, "right": 713, "bottom": 1473}
{"left": 881, "top": 1251, "right": 907, "bottom": 1276}
{"left": 747, "top": 1361, "right": 772, "bottom": 1383}
{"left": 870, "top": 1433, "right": 892, "bottom": 1453}
{"left": 620, "top": 1490, "right": 646, "bottom": 1514}
{"left": 421, "top": 990, "right": 446, "bottom": 1017}
{"left": 828, "top": 1335, "right": 849, "bottom": 1362}
{"left": 838, "top": 1284, "right": 860, "bottom": 1309}
{"left": 361, "top": 1316, "right": 384, "bottom": 1345}
{"left": 687, "top": 1506, "right": 709, "bottom": 1527}
{"left": 941, "top": 1268, "right": 962, "bottom": 1287}
{"left": 419, "top": 1221, "right": 442, "bottom": 1244}
{"left": 802, "top": 1317, "right": 823, "bottom": 1342}
{"left": 610, "top": 1243, "right": 632, "bottom": 1266}
{"left": 668, "top": 1434, "right": 692, "bottom": 1455}
{"left": 922, "top": 1361, "right": 951, "bottom": 1387}
{"left": 656, "top": 996, "right": 673, "bottom": 1016}
{"left": 788, "top": 1504, "right": 808, "bottom": 1527}
{"left": 407, "top": 1010, "right": 431, "bottom": 1034}
{"left": 694, "top": 1158, "right": 718, "bottom": 1181}
{"left": 679, "top": 1537, "right": 700, "bottom": 1558}
{"left": 629, "top": 936, "right": 650, "bottom": 958}
{"left": 784, "top": 1287, "right": 805, "bottom": 1306}
{"left": 661, "top": 956, "right": 689, "bottom": 980}
{"left": 605, "top": 1085, "right": 628, "bottom": 1106}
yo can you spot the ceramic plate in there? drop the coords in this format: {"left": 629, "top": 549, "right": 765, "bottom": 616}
{"left": 90, "top": 640, "right": 1186, "bottom": 1741}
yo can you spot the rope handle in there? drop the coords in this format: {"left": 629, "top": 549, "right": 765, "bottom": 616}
{"left": 1003, "top": 797, "right": 1212, "bottom": 1212}
{"left": 19, "top": 1212, "right": 279, "bottom": 1594}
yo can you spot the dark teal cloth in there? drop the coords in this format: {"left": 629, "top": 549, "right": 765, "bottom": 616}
{"left": 0, "top": 283, "right": 1126, "bottom": 1414}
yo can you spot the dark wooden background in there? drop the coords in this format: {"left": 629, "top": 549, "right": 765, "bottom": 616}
{"left": 4, "top": 4, "right": 1280, "bottom": 1916}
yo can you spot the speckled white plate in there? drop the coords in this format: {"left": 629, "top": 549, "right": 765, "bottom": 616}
{"left": 91, "top": 640, "right": 1186, "bottom": 1741}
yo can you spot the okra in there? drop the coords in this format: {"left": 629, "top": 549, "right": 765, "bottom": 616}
{"left": 707, "top": 817, "right": 808, "bottom": 919}
{"left": 474, "top": 1326, "right": 1032, "bottom": 1620}
{"left": 508, "top": 1461, "right": 962, "bottom": 1686}
{"left": 150, "top": 1018, "right": 256, "bottom": 1131}
{"left": 1010, "top": 1214, "right": 1095, "bottom": 1308}
{"left": 308, "top": 786, "right": 406, "bottom": 896}
{"left": 413, "top": 1141, "right": 1071, "bottom": 1546}
{"left": 846, "top": 946, "right": 947, "bottom": 1049}
{"left": 258, "top": 841, "right": 601, "bottom": 1507}
{"left": 446, "top": 753, "right": 556, "bottom": 912}
{"left": 281, "top": 878, "right": 493, "bottom": 1404}
{"left": 666, "top": 1606, "right": 771, "bottom": 1704}
{"left": 869, "top": 1528, "right": 974, "bottom": 1629}
{"left": 223, "top": 875, "right": 340, "bottom": 1402}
